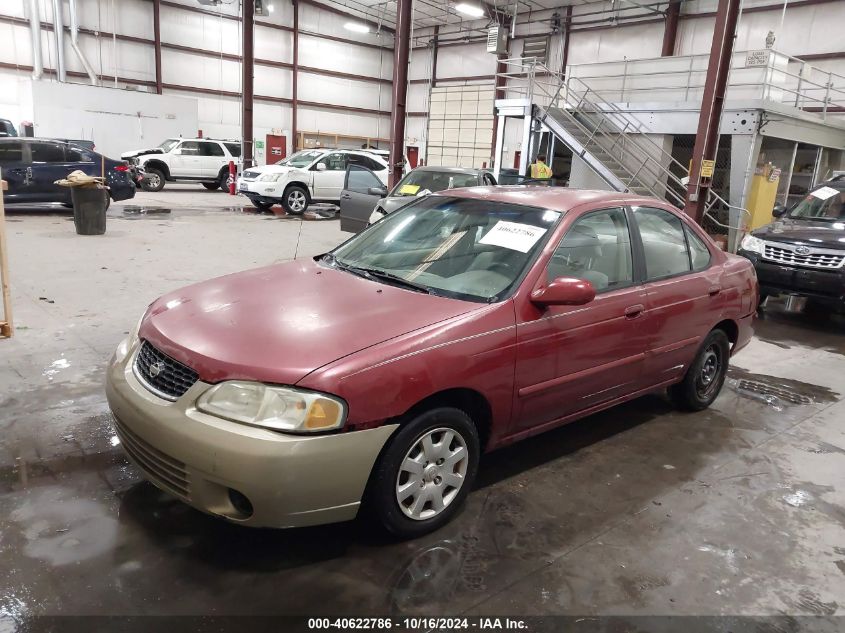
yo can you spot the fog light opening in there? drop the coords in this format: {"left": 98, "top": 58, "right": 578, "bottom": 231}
{"left": 227, "top": 488, "right": 254, "bottom": 519}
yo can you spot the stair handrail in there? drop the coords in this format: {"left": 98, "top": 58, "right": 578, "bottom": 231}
{"left": 496, "top": 57, "right": 750, "bottom": 235}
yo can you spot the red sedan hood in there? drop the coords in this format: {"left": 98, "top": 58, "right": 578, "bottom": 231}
{"left": 139, "top": 259, "right": 476, "bottom": 385}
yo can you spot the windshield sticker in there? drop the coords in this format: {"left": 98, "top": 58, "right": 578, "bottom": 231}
{"left": 810, "top": 186, "right": 840, "bottom": 201}
{"left": 399, "top": 184, "right": 421, "bottom": 195}
{"left": 479, "top": 221, "right": 548, "bottom": 253}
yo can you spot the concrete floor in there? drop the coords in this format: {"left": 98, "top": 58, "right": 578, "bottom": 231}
{"left": 1, "top": 187, "right": 844, "bottom": 623}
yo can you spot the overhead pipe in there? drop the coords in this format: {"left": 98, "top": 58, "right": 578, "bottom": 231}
{"left": 27, "top": 0, "right": 43, "bottom": 79}
{"left": 51, "top": 0, "right": 66, "bottom": 81}
{"left": 68, "top": 0, "right": 98, "bottom": 85}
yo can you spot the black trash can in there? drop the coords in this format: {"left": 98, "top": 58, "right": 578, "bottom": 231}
{"left": 70, "top": 186, "right": 109, "bottom": 235}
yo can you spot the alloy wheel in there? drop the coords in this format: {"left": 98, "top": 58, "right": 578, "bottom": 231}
{"left": 287, "top": 190, "right": 307, "bottom": 213}
{"left": 395, "top": 427, "right": 469, "bottom": 521}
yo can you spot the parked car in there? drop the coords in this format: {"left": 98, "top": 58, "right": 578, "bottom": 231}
{"left": 362, "top": 148, "right": 410, "bottom": 175}
{"left": 340, "top": 165, "right": 497, "bottom": 233}
{"left": 0, "top": 138, "right": 135, "bottom": 207}
{"left": 0, "top": 118, "right": 18, "bottom": 137}
{"left": 106, "top": 187, "right": 756, "bottom": 538}
{"left": 738, "top": 176, "right": 845, "bottom": 309}
{"left": 122, "top": 138, "right": 241, "bottom": 192}
{"left": 237, "top": 149, "right": 388, "bottom": 214}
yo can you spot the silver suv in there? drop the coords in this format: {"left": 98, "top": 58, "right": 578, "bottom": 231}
{"left": 122, "top": 138, "right": 241, "bottom": 192}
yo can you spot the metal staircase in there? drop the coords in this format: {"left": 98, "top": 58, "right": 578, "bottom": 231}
{"left": 496, "top": 58, "right": 746, "bottom": 231}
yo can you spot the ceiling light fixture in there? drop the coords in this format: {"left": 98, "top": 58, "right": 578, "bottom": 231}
{"left": 344, "top": 22, "right": 370, "bottom": 33}
{"left": 455, "top": 3, "right": 485, "bottom": 17}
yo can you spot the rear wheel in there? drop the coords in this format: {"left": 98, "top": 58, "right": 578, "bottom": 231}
{"left": 282, "top": 185, "right": 309, "bottom": 215}
{"left": 141, "top": 168, "right": 165, "bottom": 192}
{"left": 366, "top": 407, "right": 479, "bottom": 539}
{"left": 201, "top": 182, "right": 218, "bottom": 190}
{"left": 669, "top": 329, "right": 730, "bottom": 411}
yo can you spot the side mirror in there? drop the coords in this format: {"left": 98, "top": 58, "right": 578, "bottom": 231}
{"left": 531, "top": 277, "right": 596, "bottom": 307}
{"left": 772, "top": 203, "right": 787, "bottom": 218}
{"left": 368, "top": 186, "right": 388, "bottom": 197}
{"left": 316, "top": 163, "right": 327, "bottom": 171}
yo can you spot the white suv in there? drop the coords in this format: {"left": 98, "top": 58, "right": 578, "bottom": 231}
{"left": 122, "top": 138, "right": 242, "bottom": 192}
{"left": 237, "top": 149, "right": 388, "bottom": 214}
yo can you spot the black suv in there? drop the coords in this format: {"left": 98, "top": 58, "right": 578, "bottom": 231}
{"left": 738, "top": 176, "right": 845, "bottom": 308}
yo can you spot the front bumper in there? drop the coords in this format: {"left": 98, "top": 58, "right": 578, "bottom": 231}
{"left": 738, "top": 249, "right": 845, "bottom": 305}
{"left": 105, "top": 339, "right": 397, "bottom": 528}
{"left": 237, "top": 178, "right": 285, "bottom": 202}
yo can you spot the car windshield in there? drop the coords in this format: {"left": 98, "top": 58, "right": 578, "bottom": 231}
{"left": 276, "top": 150, "right": 324, "bottom": 168}
{"left": 158, "top": 139, "right": 180, "bottom": 152}
{"left": 391, "top": 170, "right": 480, "bottom": 197}
{"left": 330, "top": 196, "right": 561, "bottom": 302}
{"left": 789, "top": 185, "right": 845, "bottom": 221}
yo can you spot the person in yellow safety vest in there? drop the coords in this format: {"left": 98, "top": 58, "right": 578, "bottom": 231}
{"left": 530, "top": 154, "right": 553, "bottom": 180}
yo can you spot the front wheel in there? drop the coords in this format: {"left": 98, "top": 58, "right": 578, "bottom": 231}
{"left": 141, "top": 168, "right": 165, "bottom": 192}
{"left": 366, "top": 407, "right": 479, "bottom": 539}
{"left": 282, "top": 185, "right": 309, "bottom": 215}
{"left": 668, "top": 329, "right": 730, "bottom": 411}
{"left": 251, "top": 199, "right": 274, "bottom": 212}
{"left": 219, "top": 169, "right": 231, "bottom": 191}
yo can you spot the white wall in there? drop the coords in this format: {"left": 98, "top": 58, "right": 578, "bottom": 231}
{"left": 0, "top": 0, "right": 394, "bottom": 164}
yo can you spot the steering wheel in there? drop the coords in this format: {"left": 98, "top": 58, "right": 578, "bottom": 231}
{"left": 488, "top": 261, "right": 516, "bottom": 276}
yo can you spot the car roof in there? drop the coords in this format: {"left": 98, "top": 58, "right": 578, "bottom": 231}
{"left": 438, "top": 186, "right": 673, "bottom": 211}
{"left": 408, "top": 166, "right": 484, "bottom": 175}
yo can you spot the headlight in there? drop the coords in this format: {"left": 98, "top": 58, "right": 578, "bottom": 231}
{"left": 740, "top": 234, "right": 765, "bottom": 254}
{"left": 258, "top": 173, "right": 285, "bottom": 182}
{"left": 196, "top": 382, "right": 347, "bottom": 433}
{"left": 115, "top": 309, "right": 146, "bottom": 363}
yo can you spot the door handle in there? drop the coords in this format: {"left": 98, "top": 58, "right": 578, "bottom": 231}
{"left": 624, "top": 304, "right": 645, "bottom": 318}
{"left": 708, "top": 285, "right": 722, "bottom": 297}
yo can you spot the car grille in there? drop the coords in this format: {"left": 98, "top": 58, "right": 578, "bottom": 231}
{"left": 113, "top": 415, "right": 191, "bottom": 500}
{"left": 242, "top": 170, "right": 260, "bottom": 180}
{"left": 763, "top": 242, "right": 845, "bottom": 270}
{"left": 133, "top": 340, "right": 198, "bottom": 400}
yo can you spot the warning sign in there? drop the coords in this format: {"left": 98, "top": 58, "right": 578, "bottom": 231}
{"left": 701, "top": 160, "right": 715, "bottom": 178}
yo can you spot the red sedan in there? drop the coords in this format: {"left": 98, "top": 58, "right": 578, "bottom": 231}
{"left": 106, "top": 187, "right": 757, "bottom": 538}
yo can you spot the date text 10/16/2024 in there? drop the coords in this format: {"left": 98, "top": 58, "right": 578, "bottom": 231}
{"left": 307, "top": 618, "right": 528, "bottom": 630}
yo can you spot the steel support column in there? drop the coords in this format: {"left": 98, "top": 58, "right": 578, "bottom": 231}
{"left": 684, "top": 0, "right": 741, "bottom": 224}
{"left": 661, "top": 0, "right": 681, "bottom": 57}
{"left": 242, "top": 0, "right": 255, "bottom": 168}
{"left": 388, "top": 0, "right": 412, "bottom": 187}
{"left": 292, "top": 0, "right": 299, "bottom": 151}
{"left": 490, "top": 17, "right": 512, "bottom": 165}
{"left": 561, "top": 5, "right": 572, "bottom": 75}
{"left": 153, "top": 0, "right": 163, "bottom": 94}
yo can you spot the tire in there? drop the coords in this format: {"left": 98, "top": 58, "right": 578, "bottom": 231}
{"left": 219, "top": 170, "right": 231, "bottom": 191}
{"left": 141, "top": 168, "right": 165, "bottom": 192}
{"left": 201, "top": 182, "right": 218, "bottom": 190}
{"left": 668, "top": 329, "right": 731, "bottom": 412}
{"left": 366, "top": 407, "right": 480, "bottom": 539}
{"left": 251, "top": 199, "right": 274, "bottom": 212}
{"left": 282, "top": 184, "right": 309, "bottom": 215}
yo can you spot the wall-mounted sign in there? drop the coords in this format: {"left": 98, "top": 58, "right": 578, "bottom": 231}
{"left": 745, "top": 50, "right": 769, "bottom": 67}
{"left": 701, "top": 159, "right": 715, "bottom": 178}
{"left": 255, "top": 140, "right": 265, "bottom": 149}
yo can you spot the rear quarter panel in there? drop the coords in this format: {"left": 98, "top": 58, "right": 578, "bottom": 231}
{"left": 296, "top": 301, "right": 518, "bottom": 448}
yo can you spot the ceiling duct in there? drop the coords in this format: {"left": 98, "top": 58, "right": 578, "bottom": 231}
{"left": 486, "top": 25, "right": 507, "bottom": 55}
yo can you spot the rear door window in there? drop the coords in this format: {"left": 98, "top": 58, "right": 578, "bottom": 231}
{"left": 684, "top": 225, "right": 712, "bottom": 271}
{"left": 198, "top": 142, "right": 224, "bottom": 157}
{"left": 0, "top": 142, "right": 24, "bottom": 164}
{"left": 634, "top": 207, "right": 693, "bottom": 280}
{"left": 345, "top": 165, "right": 385, "bottom": 193}
{"left": 223, "top": 142, "right": 241, "bottom": 157}
{"left": 31, "top": 142, "right": 67, "bottom": 163}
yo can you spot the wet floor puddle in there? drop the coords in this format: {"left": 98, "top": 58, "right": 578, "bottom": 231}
{"left": 726, "top": 367, "right": 839, "bottom": 411}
